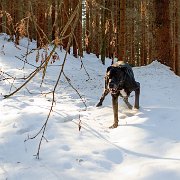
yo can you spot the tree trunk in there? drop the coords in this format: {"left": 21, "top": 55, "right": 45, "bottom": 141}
{"left": 100, "top": 0, "right": 106, "bottom": 64}
{"left": 52, "top": 0, "right": 56, "bottom": 41}
{"left": 62, "top": 0, "right": 70, "bottom": 52}
{"left": 36, "top": 1, "right": 47, "bottom": 47}
{"left": 116, "top": 0, "right": 120, "bottom": 61}
{"left": 77, "top": 0, "right": 83, "bottom": 57}
{"left": 118, "top": 0, "right": 126, "bottom": 62}
{"left": 153, "top": 0, "right": 172, "bottom": 68}
{"left": 0, "top": 2, "right": 3, "bottom": 33}
{"left": 85, "top": 0, "right": 90, "bottom": 54}
{"left": 140, "top": 0, "right": 147, "bottom": 66}
{"left": 72, "top": 0, "right": 78, "bottom": 58}
{"left": 176, "top": 0, "right": 180, "bottom": 75}
{"left": 6, "top": 0, "right": 14, "bottom": 39}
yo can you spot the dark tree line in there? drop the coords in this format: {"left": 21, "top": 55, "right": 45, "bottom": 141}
{"left": 0, "top": 0, "right": 180, "bottom": 75}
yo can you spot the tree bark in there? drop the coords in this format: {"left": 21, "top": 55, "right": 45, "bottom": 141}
{"left": 0, "top": 1, "right": 2, "bottom": 33}
{"left": 176, "top": 0, "right": 180, "bottom": 75}
{"left": 118, "top": 0, "right": 126, "bottom": 62}
{"left": 36, "top": 1, "right": 47, "bottom": 47}
{"left": 62, "top": 0, "right": 70, "bottom": 52}
{"left": 153, "top": 0, "right": 172, "bottom": 68}
{"left": 140, "top": 0, "right": 147, "bottom": 66}
{"left": 52, "top": 0, "right": 56, "bottom": 41}
{"left": 100, "top": 0, "right": 106, "bottom": 64}
{"left": 77, "top": 0, "right": 83, "bottom": 57}
{"left": 85, "top": 0, "right": 90, "bottom": 54}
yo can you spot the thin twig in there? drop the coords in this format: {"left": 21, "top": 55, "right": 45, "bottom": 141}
{"left": 15, "top": 56, "right": 38, "bottom": 68}
{"left": 4, "top": 45, "right": 57, "bottom": 99}
{"left": 63, "top": 72, "right": 87, "bottom": 109}
{"left": 79, "top": 57, "right": 91, "bottom": 81}
{"left": 25, "top": 1, "right": 81, "bottom": 159}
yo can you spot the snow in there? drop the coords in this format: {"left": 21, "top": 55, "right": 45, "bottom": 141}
{"left": 1, "top": 34, "right": 180, "bottom": 180}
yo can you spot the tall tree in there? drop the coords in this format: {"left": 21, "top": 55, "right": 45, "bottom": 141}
{"left": 100, "top": 0, "right": 107, "bottom": 64}
{"left": 140, "top": 0, "right": 147, "bottom": 66}
{"left": 94, "top": 2, "right": 100, "bottom": 58}
{"left": 36, "top": 1, "right": 47, "bottom": 47}
{"left": 51, "top": 0, "right": 56, "bottom": 41}
{"left": 130, "top": 0, "right": 135, "bottom": 65}
{"left": 153, "top": 0, "right": 172, "bottom": 68}
{"left": 116, "top": 0, "right": 120, "bottom": 61}
{"left": 72, "top": 0, "right": 78, "bottom": 58}
{"left": 176, "top": 0, "right": 180, "bottom": 75}
{"left": 0, "top": 1, "right": 2, "bottom": 33}
{"left": 62, "top": 0, "right": 70, "bottom": 52}
{"left": 77, "top": 0, "right": 83, "bottom": 57}
{"left": 118, "top": 0, "right": 126, "bottom": 61}
{"left": 85, "top": 0, "right": 91, "bottom": 54}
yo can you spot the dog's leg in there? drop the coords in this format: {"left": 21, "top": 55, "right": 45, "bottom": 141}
{"left": 109, "top": 95, "right": 118, "bottom": 128}
{"left": 134, "top": 82, "right": 140, "bottom": 109}
{"left": 96, "top": 89, "right": 109, "bottom": 107}
{"left": 123, "top": 97, "right": 133, "bottom": 109}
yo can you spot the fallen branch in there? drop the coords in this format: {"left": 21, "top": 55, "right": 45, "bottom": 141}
{"left": 4, "top": 45, "right": 57, "bottom": 99}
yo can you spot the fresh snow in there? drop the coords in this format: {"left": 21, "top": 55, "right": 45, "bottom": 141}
{"left": 1, "top": 34, "right": 180, "bottom": 180}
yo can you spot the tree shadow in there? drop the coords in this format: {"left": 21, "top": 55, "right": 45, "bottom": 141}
{"left": 122, "top": 106, "right": 180, "bottom": 141}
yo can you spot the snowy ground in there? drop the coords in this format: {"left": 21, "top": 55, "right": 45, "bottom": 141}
{"left": 1, "top": 34, "right": 180, "bottom": 180}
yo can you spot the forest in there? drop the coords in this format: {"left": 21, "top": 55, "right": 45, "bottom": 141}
{"left": 0, "top": 0, "right": 180, "bottom": 75}
{"left": 1, "top": 1, "right": 180, "bottom": 179}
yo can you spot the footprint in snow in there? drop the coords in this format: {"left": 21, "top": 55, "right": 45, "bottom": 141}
{"left": 61, "top": 145, "right": 71, "bottom": 151}
{"left": 29, "top": 99, "right": 34, "bottom": 102}
{"left": 119, "top": 114, "right": 127, "bottom": 119}
{"left": 16, "top": 128, "right": 31, "bottom": 134}
{"left": 96, "top": 160, "right": 112, "bottom": 170}
{"left": 16, "top": 125, "right": 36, "bottom": 134}
{"left": 63, "top": 162, "right": 72, "bottom": 169}
{"left": 104, "top": 148, "right": 123, "bottom": 164}
{"left": 92, "top": 151, "right": 99, "bottom": 155}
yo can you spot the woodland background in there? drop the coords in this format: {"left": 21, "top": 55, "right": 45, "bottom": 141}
{"left": 0, "top": 0, "right": 180, "bottom": 75}
{"left": 1, "top": 1, "right": 180, "bottom": 178}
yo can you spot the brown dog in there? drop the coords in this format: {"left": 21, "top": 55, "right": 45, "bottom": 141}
{"left": 96, "top": 61, "right": 140, "bottom": 128}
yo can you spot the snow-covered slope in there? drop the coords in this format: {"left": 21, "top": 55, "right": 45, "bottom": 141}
{"left": 1, "top": 34, "right": 180, "bottom": 180}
